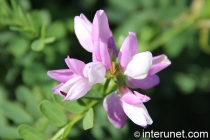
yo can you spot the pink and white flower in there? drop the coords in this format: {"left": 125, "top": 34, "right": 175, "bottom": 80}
{"left": 103, "top": 87, "right": 152, "bottom": 128}
{"left": 74, "top": 10, "right": 118, "bottom": 55}
{"left": 118, "top": 32, "right": 171, "bottom": 89}
{"left": 47, "top": 56, "right": 106, "bottom": 101}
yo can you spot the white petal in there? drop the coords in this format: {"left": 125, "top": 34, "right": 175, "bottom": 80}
{"left": 124, "top": 51, "right": 152, "bottom": 79}
{"left": 122, "top": 101, "right": 153, "bottom": 127}
{"left": 83, "top": 62, "right": 106, "bottom": 85}
{"left": 74, "top": 15, "right": 93, "bottom": 52}
{"left": 60, "top": 76, "right": 91, "bottom": 101}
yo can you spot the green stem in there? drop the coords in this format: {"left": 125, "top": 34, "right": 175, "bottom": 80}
{"left": 50, "top": 100, "right": 99, "bottom": 140}
{"left": 102, "top": 78, "right": 111, "bottom": 95}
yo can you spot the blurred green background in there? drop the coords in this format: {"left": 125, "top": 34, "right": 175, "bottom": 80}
{"left": 0, "top": 0, "right": 210, "bottom": 139}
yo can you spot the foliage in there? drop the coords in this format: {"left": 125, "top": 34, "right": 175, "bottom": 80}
{"left": 0, "top": 0, "right": 210, "bottom": 140}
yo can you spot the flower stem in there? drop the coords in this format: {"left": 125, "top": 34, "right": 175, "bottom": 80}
{"left": 50, "top": 100, "right": 99, "bottom": 140}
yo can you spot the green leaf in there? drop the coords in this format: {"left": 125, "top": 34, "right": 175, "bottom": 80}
{"left": 0, "top": 126, "right": 20, "bottom": 139}
{"left": 10, "top": 0, "right": 18, "bottom": 16}
{"left": 41, "top": 24, "right": 46, "bottom": 39}
{"left": 44, "top": 37, "right": 56, "bottom": 44}
{"left": 31, "top": 39, "right": 45, "bottom": 51}
{"left": 46, "top": 21, "right": 67, "bottom": 39}
{"left": 53, "top": 94, "right": 85, "bottom": 114}
{"left": 83, "top": 108, "right": 94, "bottom": 130}
{"left": 18, "top": 125, "right": 45, "bottom": 140}
{"left": 8, "top": 37, "right": 29, "bottom": 58}
{"left": 39, "top": 100, "right": 68, "bottom": 127}
{"left": 9, "top": 26, "right": 24, "bottom": 32}
{"left": 15, "top": 86, "right": 40, "bottom": 118}
{"left": 0, "top": 115, "right": 7, "bottom": 126}
{"left": 83, "top": 89, "right": 103, "bottom": 100}
{"left": 0, "top": 101, "right": 33, "bottom": 124}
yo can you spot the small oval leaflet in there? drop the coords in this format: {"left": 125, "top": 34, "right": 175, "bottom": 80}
{"left": 18, "top": 125, "right": 45, "bottom": 140}
{"left": 39, "top": 100, "right": 68, "bottom": 127}
{"left": 83, "top": 108, "right": 94, "bottom": 130}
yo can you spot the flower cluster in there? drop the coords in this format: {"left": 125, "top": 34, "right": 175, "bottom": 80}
{"left": 47, "top": 10, "right": 171, "bottom": 128}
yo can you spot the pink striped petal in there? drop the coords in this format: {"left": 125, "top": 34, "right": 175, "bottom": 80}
{"left": 65, "top": 56, "right": 85, "bottom": 76}
{"left": 47, "top": 69, "right": 74, "bottom": 83}
{"left": 118, "top": 32, "right": 138, "bottom": 70}
{"left": 133, "top": 91, "right": 150, "bottom": 102}
{"left": 122, "top": 93, "right": 142, "bottom": 105}
{"left": 92, "top": 40, "right": 110, "bottom": 70}
{"left": 127, "top": 74, "right": 160, "bottom": 89}
{"left": 149, "top": 54, "right": 171, "bottom": 75}
{"left": 92, "top": 10, "right": 110, "bottom": 43}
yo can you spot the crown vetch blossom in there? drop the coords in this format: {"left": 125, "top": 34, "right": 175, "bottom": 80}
{"left": 74, "top": 10, "right": 118, "bottom": 55}
{"left": 118, "top": 32, "right": 171, "bottom": 89}
{"left": 47, "top": 56, "right": 106, "bottom": 101}
{"left": 103, "top": 87, "right": 152, "bottom": 128}
{"left": 127, "top": 54, "right": 171, "bottom": 89}
{"left": 47, "top": 9, "right": 171, "bottom": 130}
{"left": 118, "top": 32, "right": 153, "bottom": 80}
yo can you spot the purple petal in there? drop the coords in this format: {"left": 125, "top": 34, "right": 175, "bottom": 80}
{"left": 108, "top": 36, "right": 118, "bottom": 56}
{"left": 74, "top": 14, "right": 93, "bottom": 52}
{"left": 122, "top": 93, "right": 142, "bottom": 105}
{"left": 118, "top": 32, "right": 138, "bottom": 70}
{"left": 149, "top": 54, "right": 171, "bottom": 75}
{"left": 103, "top": 92, "right": 127, "bottom": 129}
{"left": 47, "top": 69, "right": 74, "bottom": 83}
{"left": 60, "top": 76, "right": 91, "bottom": 101}
{"left": 133, "top": 91, "right": 150, "bottom": 102}
{"left": 53, "top": 83, "right": 64, "bottom": 94}
{"left": 127, "top": 74, "right": 160, "bottom": 89}
{"left": 93, "top": 40, "right": 110, "bottom": 70}
{"left": 123, "top": 87, "right": 133, "bottom": 95}
{"left": 65, "top": 56, "right": 85, "bottom": 76}
{"left": 92, "top": 10, "right": 110, "bottom": 43}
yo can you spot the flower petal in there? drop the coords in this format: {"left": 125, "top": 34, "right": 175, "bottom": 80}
{"left": 65, "top": 56, "right": 85, "bottom": 76}
{"left": 83, "top": 62, "right": 106, "bottom": 85}
{"left": 122, "top": 101, "right": 153, "bottom": 127}
{"left": 53, "top": 83, "right": 64, "bottom": 94}
{"left": 92, "top": 10, "right": 110, "bottom": 43}
{"left": 47, "top": 69, "right": 74, "bottom": 83}
{"left": 149, "top": 54, "right": 171, "bottom": 75}
{"left": 93, "top": 40, "right": 110, "bottom": 69}
{"left": 103, "top": 92, "right": 127, "bottom": 129}
{"left": 108, "top": 36, "right": 118, "bottom": 56}
{"left": 133, "top": 91, "right": 150, "bottom": 102}
{"left": 122, "top": 93, "right": 142, "bottom": 105}
{"left": 127, "top": 74, "right": 160, "bottom": 89}
{"left": 118, "top": 32, "right": 138, "bottom": 70}
{"left": 60, "top": 76, "right": 91, "bottom": 101}
{"left": 124, "top": 51, "right": 152, "bottom": 79}
{"left": 74, "top": 14, "right": 93, "bottom": 52}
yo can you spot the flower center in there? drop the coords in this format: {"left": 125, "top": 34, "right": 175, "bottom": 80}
{"left": 106, "top": 61, "right": 125, "bottom": 86}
